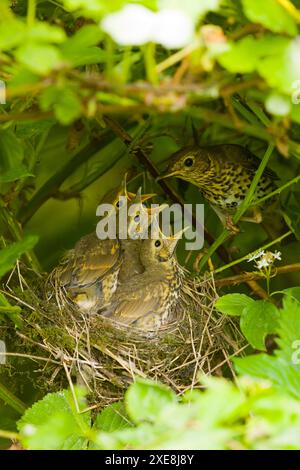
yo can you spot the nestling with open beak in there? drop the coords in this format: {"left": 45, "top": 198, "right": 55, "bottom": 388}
{"left": 102, "top": 217, "right": 187, "bottom": 331}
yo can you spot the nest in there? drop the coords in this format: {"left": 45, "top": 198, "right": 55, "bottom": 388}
{"left": 1, "top": 262, "right": 246, "bottom": 407}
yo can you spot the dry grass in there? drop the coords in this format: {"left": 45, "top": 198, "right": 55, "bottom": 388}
{"left": 1, "top": 263, "right": 246, "bottom": 407}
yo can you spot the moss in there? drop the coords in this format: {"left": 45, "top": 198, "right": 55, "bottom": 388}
{"left": 1, "top": 266, "right": 246, "bottom": 406}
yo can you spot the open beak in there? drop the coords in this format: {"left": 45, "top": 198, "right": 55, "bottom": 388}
{"left": 127, "top": 190, "right": 156, "bottom": 203}
{"left": 141, "top": 193, "right": 156, "bottom": 202}
{"left": 165, "top": 226, "right": 189, "bottom": 255}
{"left": 147, "top": 203, "right": 168, "bottom": 217}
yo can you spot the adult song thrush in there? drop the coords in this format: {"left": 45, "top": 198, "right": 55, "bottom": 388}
{"left": 159, "top": 144, "right": 278, "bottom": 232}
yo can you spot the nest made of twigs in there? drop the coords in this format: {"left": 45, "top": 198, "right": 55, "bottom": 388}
{"left": 1, "top": 263, "right": 246, "bottom": 407}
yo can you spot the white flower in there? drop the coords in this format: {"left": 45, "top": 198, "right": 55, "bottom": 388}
{"left": 153, "top": 9, "right": 194, "bottom": 49}
{"left": 254, "top": 250, "right": 282, "bottom": 270}
{"left": 256, "top": 258, "right": 270, "bottom": 269}
{"left": 247, "top": 250, "right": 265, "bottom": 262}
{"left": 273, "top": 250, "right": 282, "bottom": 260}
{"left": 101, "top": 4, "right": 156, "bottom": 46}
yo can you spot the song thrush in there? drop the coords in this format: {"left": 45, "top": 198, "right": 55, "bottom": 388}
{"left": 48, "top": 183, "right": 156, "bottom": 313}
{"left": 103, "top": 221, "right": 185, "bottom": 331}
{"left": 159, "top": 144, "right": 278, "bottom": 231}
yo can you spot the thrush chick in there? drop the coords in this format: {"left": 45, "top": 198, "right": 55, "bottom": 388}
{"left": 160, "top": 144, "right": 278, "bottom": 231}
{"left": 103, "top": 224, "right": 184, "bottom": 331}
{"left": 47, "top": 184, "right": 155, "bottom": 313}
{"left": 118, "top": 199, "right": 167, "bottom": 283}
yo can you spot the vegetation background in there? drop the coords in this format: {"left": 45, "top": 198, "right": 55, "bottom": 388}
{"left": 1, "top": 0, "right": 300, "bottom": 450}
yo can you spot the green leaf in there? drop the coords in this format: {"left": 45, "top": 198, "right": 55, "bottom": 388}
{"left": 0, "top": 129, "right": 24, "bottom": 170}
{"left": 0, "top": 380, "right": 27, "bottom": 415}
{"left": 283, "top": 287, "right": 300, "bottom": 305}
{"left": 16, "top": 43, "right": 63, "bottom": 75}
{"left": 0, "top": 167, "right": 34, "bottom": 183}
{"left": 235, "top": 297, "right": 300, "bottom": 398}
{"left": 18, "top": 388, "right": 91, "bottom": 450}
{"left": 0, "top": 292, "right": 22, "bottom": 328}
{"left": 39, "top": 86, "right": 82, "bottom": 125}
{"left": 64, "top": 25, "right": 103, "bottom": 49}
{"left": 159, "top": 0, "right": 221, "bottom": 22}
{"left": 215, "top": 293, "right": 254, "bottom": 316}
{"left": 61, "top": 25, "right": 106, "bottom": 66}
{"left": 240, "top": 301, "right": 280, "bottom": 350}
{"left": 218, "top": 35, "right": 289, "bottom": 74}
{"left": 62, "top": 45, "right": 107, "bottom": 67}
{"left": 217, "top": 36, "right": 260, "bottom": 73}
{"left": 61, "top": 0, "right": 156, "bottom": 18}
{"left": 258, "top": 37, "right": 300, "bottom": 94}
{"left": 0, "top": 19, "right": 26, "bottom": 50}
{"left": 282, "top": 192, "right": 300, "bottom": 240}
{"left": 125, "top": 378, "right": 177, "bottom": 423}
{"left": 242, "top": 0, "right": 297, "bottom": 36}
{"left": 0, "top": 236, "right": 39, "bottom": 278}
{"left": 93, "top": 401, "right": 130, "bottom": 433}
{"left": 27, "top": 23, "right": 66, "bottom": 43}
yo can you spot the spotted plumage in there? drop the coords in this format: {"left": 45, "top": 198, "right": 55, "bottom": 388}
{"left": 160, "top": 144, "right": 278, "bottom": 228}
{"left": 102, "top": 226, "right": 184, "bottom": 331}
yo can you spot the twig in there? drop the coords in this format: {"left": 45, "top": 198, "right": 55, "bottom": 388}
{"left": 103, "top": 115, "right": 230, "bottom": 265}
{"left": 0, "top": 351, "right": 61, "bottom": 365}
{"left": 156, "top": 41, "right": 199, "bottom": 74}
{"left": 215, "top": 262, "right": 300, "bottom": 287}
{"left": 0, "top": 111, "right": 53, "bottom": 122}
{"left": 214, "top": 230, "right": 293, "bottom": 274}
{"left": 0, "top": 430, "right": 20, "bottom": 440}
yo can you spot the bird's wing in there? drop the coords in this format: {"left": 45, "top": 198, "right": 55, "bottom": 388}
{"left": 109, "top": 282, "right": 165, "bottom": 323}
{"left": 60, "top": 233, "right": 121, "bottom": 288}
{"left": 222, "top": 144, "right": 279, "bottom": 180}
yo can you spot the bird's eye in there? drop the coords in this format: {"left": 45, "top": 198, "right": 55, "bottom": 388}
{"left": 134, "top": 214, "right": 140, "bottom": 222}
{"left": 155, "top": 240, "right": 161, "bottom": 247}
{"left": 184, "top": 157, "right": 194, "bottom": 167}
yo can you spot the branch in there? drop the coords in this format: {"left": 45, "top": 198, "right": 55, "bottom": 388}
{"left": 215, "top": 263, "right": 300, "bottom": 288}
{"left": 0, "top": 111, "right": 54, "bottom": 122}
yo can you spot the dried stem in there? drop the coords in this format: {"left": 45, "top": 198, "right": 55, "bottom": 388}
{"left": 215, "top": 263, "right": 300, "bottom": 288}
